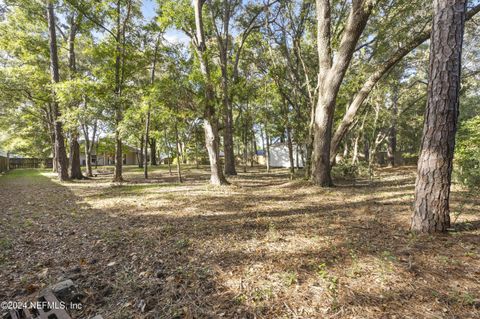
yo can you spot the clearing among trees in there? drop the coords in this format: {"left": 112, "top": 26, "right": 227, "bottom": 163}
{"left": 1, "top": 167, "right": 479, "bottom": 318}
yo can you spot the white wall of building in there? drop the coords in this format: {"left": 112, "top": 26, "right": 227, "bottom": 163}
{"left": 269, "top": 143, "right": 305, "bottom": 168}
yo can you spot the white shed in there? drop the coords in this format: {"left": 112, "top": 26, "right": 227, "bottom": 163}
{"left": 268, "top": 143, "right": 305, "bottom": 168}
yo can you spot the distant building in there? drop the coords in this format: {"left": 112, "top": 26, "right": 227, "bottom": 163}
{"left": 266, "top": 143, "right": 306, "bottom": 168}
{"left": 80, "top": 144, "right": 142, "bottom": 166}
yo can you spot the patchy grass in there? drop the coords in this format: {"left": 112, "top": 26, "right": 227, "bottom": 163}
{"left": 0, "top": 166, "right": 479, "bottom": 319}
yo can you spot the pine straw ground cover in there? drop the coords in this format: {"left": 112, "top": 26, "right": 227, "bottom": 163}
{"left": 0, "top": 166, "right": 479, "bottom": 319}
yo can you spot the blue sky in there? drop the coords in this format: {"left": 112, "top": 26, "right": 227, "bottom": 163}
{"left": 141, "top": 0, "right": 189, "bottom": 44}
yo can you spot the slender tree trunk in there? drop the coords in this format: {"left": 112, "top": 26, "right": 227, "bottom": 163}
{"left": 193, "top": 0, "right": 228, "bottom": 185}
{"left": 83, "top": 120, "right": 96, "bottom": 177}
{"left": 94, "top": 138, "right": 99, "bottom": 169}
{"left": 164, "top": 128, "right": 172, "bottom": 176}
{"left": 364, "top": 135, "right": 370, "bottom": 164}
{"left": 286, "top": 125, "right": 295, "bottom": 177}
{"left": 175, "top": 121, "right": 183, "bottom": 183}
{"left": 113, "top": 0, "right": 123, "bottom": 182}
{"left": 47, "top": 1, "right": 68, "bottom": 181}
{"left": 222, "top": 66, "right": 237, "bottom": 176}
{"left": 250, "top": 127, "right": 256, "bottom": 168}
{"left": 351, "top": 135, "right": 359, "bottom": 165}
{"left": 412, "top": 0, "right": 466, "bottom": 233}
{"left": 194, "top": 127, "right": 200, "bottom": 169}
{"left": 50, "top": 130, "right": 57, "bottom": 173}
{"left": 243, "top": 121, "right": 248, "bottom": 173}
{"left": 387, "top": 88, "right": 398, "bottom": 167}
{"left": 143, "top": 114, "right": 149, "bottom": 177}
{"left": 265, "top": 128, "right": 271, "bottom": 173}
{"left": 68, "top": 14, "right": 83, "bottom": 180}
{"left": 139, "top": 136, "right": 144, "bottom": 168}
{"left": 260, "top": 124, "right": 267, "bottom": 170}
{"left": 144, "top": 37, "right": 159, "bottom": 179}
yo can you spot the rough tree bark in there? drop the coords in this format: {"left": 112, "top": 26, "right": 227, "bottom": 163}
{"left": 311, "top": 0, "right": 372, "bottom": 186}
{"left": 113, "top": 0, "right": 124, "bottom": 182}
{"left": 47, "top": 1, "right": 69, "bottom": 181}
{"left": 113, "top": 0, "right": 131, "bottom": 182}
{"left": 387, "top": 86, "right": 398, "bottom": 167}
{"left": 412, "top": 0, "right": 466, "bottom": 233}
{"left": 193, "top": 0, "right": 228, "bottom": 185}
{"left": 67, "top": 13, "right": 84, "bottom": 180}
{"left": 149, "top": 138, "right": 157, "bottom": 165}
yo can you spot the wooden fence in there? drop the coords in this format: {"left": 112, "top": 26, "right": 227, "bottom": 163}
{"left": 0, "top": 156, "right": 53, "bottom": 171}
{"left": 0, "top": 156, "right": 8, "bottom": 173}
{"left": 8, "top": 158, "right": 53, "bottom": 169}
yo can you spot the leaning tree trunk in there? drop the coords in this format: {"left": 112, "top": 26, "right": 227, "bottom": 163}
{"left": 412, "top": 0, "right": 466, "bottom": 233}
{"left": 47, "top": 1, "right": 69, "bottom": 181}
{"left": 329, "top": 4, "right": 480, "bottom": 165}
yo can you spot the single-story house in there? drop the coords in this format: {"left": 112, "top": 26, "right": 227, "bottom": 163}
{"left": 80, "top": 144, "right": 141, "bottom": 166}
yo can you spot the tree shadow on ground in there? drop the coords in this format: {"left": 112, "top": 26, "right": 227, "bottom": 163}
{"left": 1, "top": 167, "right": 479, "bottom": 319}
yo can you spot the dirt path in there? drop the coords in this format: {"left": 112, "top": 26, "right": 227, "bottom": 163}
{"left": 1, "top": 167, "right": 479, "bottom": 318}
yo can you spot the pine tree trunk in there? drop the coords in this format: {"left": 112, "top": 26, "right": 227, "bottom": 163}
{"left": 47, "top": 1, "right": 69, "bottom": 181}
{"left": 150, "top": 139, "right": 157, "bottom": 165}
{"left": 412, "top": 0, "right": 466, "bottom": 233}
{"left": 113, "top": 0, "right": 123, "bottom": 182}
{"left": 69, "top": 135, "right": 83, "bottom": 179}
{"left": 387, "top": 86, "right": 399, "bottom": 167}
{"left": 114, "top": 129, "right": 123, "bottom": 181}
{"left": 222, "top": 67, "right": 237, "bottom": 176}
{"left": 68, "top": 14, "right": 83, "bottom": 180}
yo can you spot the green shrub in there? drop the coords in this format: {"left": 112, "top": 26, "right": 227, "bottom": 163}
{"left": 454, "top": 116, "right": 480, "bottom": 189}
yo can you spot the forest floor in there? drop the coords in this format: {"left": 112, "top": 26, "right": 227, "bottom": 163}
{"left": 0, "top": 165, "right": 479, "bottom": 319}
